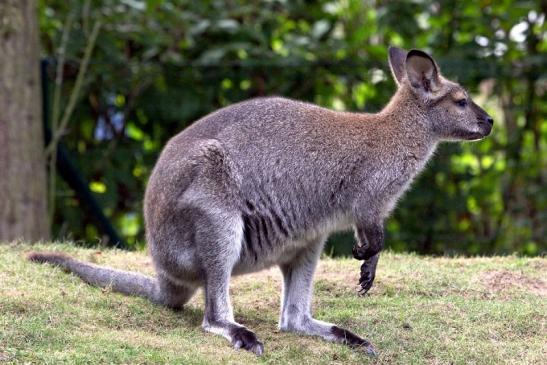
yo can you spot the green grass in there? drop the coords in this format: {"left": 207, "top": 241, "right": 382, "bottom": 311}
{"left": 1, "top": 242, "right": 546, "bottom": 364}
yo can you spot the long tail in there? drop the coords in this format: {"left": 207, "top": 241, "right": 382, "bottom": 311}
{"left": 27, "top": 251, "right": 160, "bottom": 303}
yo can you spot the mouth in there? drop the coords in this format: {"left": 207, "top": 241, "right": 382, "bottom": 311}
{"left": 464, "top": 122, "right": 492, "bottom": 141}
{"left": 464, "top": 133, "right": 486, "bottom": 141}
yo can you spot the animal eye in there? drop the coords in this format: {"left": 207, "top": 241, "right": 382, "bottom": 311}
{"left": 456, "top": 99, "right": 468, "bottom": 108}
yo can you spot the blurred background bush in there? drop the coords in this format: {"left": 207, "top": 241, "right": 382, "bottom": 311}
{"left": 38, "top": 0, "right": 545, "bottom": 255}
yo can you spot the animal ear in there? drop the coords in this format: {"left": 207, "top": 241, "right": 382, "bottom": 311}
{"left": 405, "top": 49, "right": 441, "bottom": 94}
{"left": 388, "top": 46, "right": 407, "bottom": 86}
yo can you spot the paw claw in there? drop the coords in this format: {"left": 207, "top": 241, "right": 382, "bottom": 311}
{"left": 252, "top": 342, "right": 264, "bottom": 356}
{"left": 358, "top": 276, "right": 374, "bottom": 295}
{"left": 364, "top": 344, "right": 377, "bottom": 357}
{"left": 233, "top": 340, "right": 243, "bottom": 350}
{"left": 331, "top": 325, "right": 376, "bottom": 356}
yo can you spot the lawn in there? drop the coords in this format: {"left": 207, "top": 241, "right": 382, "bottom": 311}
{"left": 0, "top": 242, "right": 545, "bottom": 364}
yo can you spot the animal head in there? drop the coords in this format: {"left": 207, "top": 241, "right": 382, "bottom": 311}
{"left": 388, "top": 46, "right": 493, "bottom": 141}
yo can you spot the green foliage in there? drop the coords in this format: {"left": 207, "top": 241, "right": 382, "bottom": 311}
{"left": 38, "top": 0, "right": 546, "bottom": 255}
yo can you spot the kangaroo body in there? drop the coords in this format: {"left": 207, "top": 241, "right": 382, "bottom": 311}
{"left": 147, "top": 93, "right": 434, "bottom": 273}
{"left": 29, "top": 47, "right": 493, "bottom": 356}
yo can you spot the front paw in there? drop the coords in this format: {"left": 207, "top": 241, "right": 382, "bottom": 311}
{"left": 357, "top": 254, "right": 379, "bottom": 295}
{"left": 352, "top": 243, "right": 380, "bottom": 261}
{"left": 352, "top": 244, "right": 368, "bottom": 260}
{"left": 358, "top": 261, "right": 376, "bottom": 295}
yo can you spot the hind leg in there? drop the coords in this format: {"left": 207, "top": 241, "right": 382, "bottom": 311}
{"left": 279, "top": 237, "right": 376, "bottom": 355}
{"left": 155, "top": 275, "right": 197, "bottom": 310}
{"left": 147, "top": 237, "right": 199, "bottom": 310}
{"left": 202, "top": 265, "right": 264, "bottom": 355}
{"left": 155, "top": 141, "right": 262, "bottom": 354}
{"left": 195, "top": 211, "right": 264, "bottom": 355}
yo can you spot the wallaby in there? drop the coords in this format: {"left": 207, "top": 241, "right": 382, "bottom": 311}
{"left": 28, "top": 46, "right": 493, "bottom": 356}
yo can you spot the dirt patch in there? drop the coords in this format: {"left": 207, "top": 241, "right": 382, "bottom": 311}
{"left": 480, "top": 270, "right": 547, "bottom": 297}
{"left": 0, "top": 352, "right": 14, "bottom": 362}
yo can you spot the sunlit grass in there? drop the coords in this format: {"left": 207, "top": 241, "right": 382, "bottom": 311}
{"left": 1, "top": 242, "right": 545, "bottom": 364}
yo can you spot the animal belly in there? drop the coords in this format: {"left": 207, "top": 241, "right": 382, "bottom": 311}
{"left": 231, "top": 209, "right": 350, "bottom": 276}
{"left": 232, "top": 239, "right": 309, "bottom": 275}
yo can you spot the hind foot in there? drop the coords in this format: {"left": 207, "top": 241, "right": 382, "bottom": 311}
{"left": 230, "top": 327, "right": 264, "bottom": 355}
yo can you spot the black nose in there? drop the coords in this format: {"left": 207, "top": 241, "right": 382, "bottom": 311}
{"left": 485, "top": 116, "right": 494, "bottom": 125}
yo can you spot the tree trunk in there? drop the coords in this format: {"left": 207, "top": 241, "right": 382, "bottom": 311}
{"left": 0, "top": 0, "right": 50, "bottom": 242}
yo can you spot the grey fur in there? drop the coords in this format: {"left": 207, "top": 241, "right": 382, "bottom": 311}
{"left": 28, "top": 46, "right": 492, "bottom": 356}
